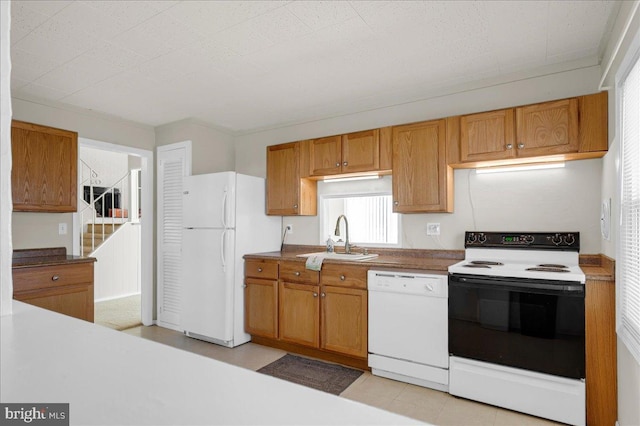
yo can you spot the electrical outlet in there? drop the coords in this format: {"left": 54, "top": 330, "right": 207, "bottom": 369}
{"left": 427, "top": 223, "right": 440, "bottom": 236}
{"left": 58, "top": 223, "right": 67, "bottom": 235}
{"left": 285, "top": 224, "right": 293, "bottom": 234}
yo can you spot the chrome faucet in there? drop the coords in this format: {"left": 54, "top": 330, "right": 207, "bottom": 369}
{"left": 334, "top": 215, "right": 351, "bottom": 254}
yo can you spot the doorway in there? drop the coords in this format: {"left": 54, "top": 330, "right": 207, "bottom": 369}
{"left": 73, "top": 138, "right": 154, "bottom": 326}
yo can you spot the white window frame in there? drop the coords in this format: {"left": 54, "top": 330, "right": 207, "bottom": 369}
{"left": 616, "top": 38, "right": 640, "bottom": 364}
{"left": 317, "top": 177, "right": 401, "bottom": 248}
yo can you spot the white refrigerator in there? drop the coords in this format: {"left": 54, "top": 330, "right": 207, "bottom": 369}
{"left": 181, "top": 172, "right": 281, "bottom": 348}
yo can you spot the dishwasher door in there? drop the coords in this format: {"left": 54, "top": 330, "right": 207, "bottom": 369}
{"left": 368, "top": 270, "right": 448, "bottom": 368}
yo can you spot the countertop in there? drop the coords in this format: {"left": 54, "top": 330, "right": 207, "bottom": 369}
{"left": 246, "top": 245, "right": 616, "bottom": 281}
{"left": 12, "top": 247, "right": 95, "bottom": 268}
{"left": 245, "top": 245, "right": 464, "bottom": 273}
{"left": 1, "top": 302, "right": 421, "bottom": 426}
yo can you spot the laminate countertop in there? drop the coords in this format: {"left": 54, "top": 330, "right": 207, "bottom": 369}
{"left": 246, "top": 245, "right": 615, "bottom": 281}
{"left": 12, "top": 247, "right": 95, "bottom": 269}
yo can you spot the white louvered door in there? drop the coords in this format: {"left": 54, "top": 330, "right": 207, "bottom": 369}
{"left": 157, "top": 142, "right": 191, "bottom": 330}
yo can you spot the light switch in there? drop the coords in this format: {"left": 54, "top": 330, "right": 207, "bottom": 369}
{"left": 58, "top": 223, "right": 67, "bottom": 235}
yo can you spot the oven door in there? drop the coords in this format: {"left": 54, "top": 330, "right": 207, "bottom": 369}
{"left": 448, "top": 273, "right": 585, "bottom": 379}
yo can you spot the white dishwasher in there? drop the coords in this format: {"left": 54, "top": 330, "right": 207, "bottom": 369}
{"left": 368, "top": 269, "right": 449, "bottom": 391}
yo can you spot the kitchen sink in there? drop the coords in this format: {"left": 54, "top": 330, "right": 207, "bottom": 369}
{"left": 296, "top": 252, "right": 379, "bottom": 261}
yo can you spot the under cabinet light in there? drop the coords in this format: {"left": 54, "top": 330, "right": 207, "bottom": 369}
{"left": 324, "top": 175, "right": 381, "bottom": 183}
{"left": 475, "top": 162, "right": 566, "bottom": 175}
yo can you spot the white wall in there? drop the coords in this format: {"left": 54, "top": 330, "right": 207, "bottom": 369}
{"left": 1, "top": 0, "right": 12, "bottom": 316}
{"left": 236, "top": 66, "right": 604, "bottom": 253}
{"left": 155, "top": 119, "right": 234, "bottom": 175}
{"left": 599, "top": 2, "right": 640, "bottom": 424}
{"left": 93, "top": 223, "right": 141, "bottom": 301}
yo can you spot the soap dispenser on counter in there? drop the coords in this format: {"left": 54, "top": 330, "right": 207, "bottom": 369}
{"left": 326, "top": 236, "right": 335, "bottom": 253}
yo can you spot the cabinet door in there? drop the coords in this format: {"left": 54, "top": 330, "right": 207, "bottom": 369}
{"left": 392, "top": 119, "right": 453, "bottom": 213}
{"left": 342, "top": 129, "right": 380, "bottom": 173}
{"left": 266, "top": 143, "right": 300, "bottom": 215}
{"left": 310, "top": 135, "right": 342, "bottom": 176}
{"left": 244, "top": 277, "right": 278, "bottom": 339}
{"left": 460, "top": 109, "right": 516, "bottom": 162}
{"left": 11, "top": 120, "right": 78, "bottom": 212}
{"left": 321, "top": 286, "right": 367, "bottom": 358}
{"left": 515, "top": 98, "right": 578, "bottom": 157}
{"left": 278, "top": 282, "right": 319, "bottom": 347}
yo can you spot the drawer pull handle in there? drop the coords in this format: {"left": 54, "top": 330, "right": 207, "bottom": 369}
{"left": 295, "top": 271, "right": 301, "bottom": 276}
{"left": 257, "top": 267, "right": 263, "bottom": 272}
{"left": 340, "top": 275, "right": 346, "bottom": 281}
{"left": 52, "top": 275, "right": 60, "bottom": 281}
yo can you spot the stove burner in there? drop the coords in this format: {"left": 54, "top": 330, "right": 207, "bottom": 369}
{"left": 526, "top": 267, "right": 570, "bottom": 273}
{"left": 469, "top": 260, "right": 504, "bottom": 266}
{"left": 463, "top": 264, "right": 492, "bottom": 269}
{"left": 538, "top": 263, "right": 568, "bottom": 269}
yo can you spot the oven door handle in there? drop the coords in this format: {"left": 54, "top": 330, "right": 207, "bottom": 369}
{"left": 449, "top": 274, "right": 584, "bottom": 294}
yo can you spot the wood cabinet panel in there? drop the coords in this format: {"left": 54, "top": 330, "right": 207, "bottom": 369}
{"left": 319, "top": 263, "right": 367, "bottom": 289}
{"left": 579, "top": 91, "right": 608, "bottom": 153}
{"left": 280, "top": 261, "right": 320, "bottom": 284}
{"left": 17, "top": 285, "right": 92, "bottom": 322}
{"left": 11, "top": 120, "right": 78, "bottom": 212}
{"left": 515, "top": 98, "right": 578, "bottom": 157}
{"left": 245, "top": 259, "right": 278, "bottom": 280}
{"left": 392, "top": 119, "right": 453, "bottom": 213}
{"left": 342, "top": 129, "right": 380, "bottom": 173}
{"left": 321, "top": 286, "right": 367, "bottom": 358}
{"left": 586, "top": 279, "right": 617, "bottom": 426}
{"left": 460, "top": 109, "right": 516, "bottom": 162}
{"left": 278, "top": 282, "right": 320, "bottom": 347}
{"left": 13, "top": 263, "right": 93, "bottom": 292}
{"left": 379, "top": 126, "right": 393, "bottom": 171}
{"left": 266, "top": 142, "right": 317, "bottom": 216}
{"left": 244, "top": 277, "right": 278, "bottom": 339}
{"left": 310, "top": 135, "right": 342, "bottom": 176}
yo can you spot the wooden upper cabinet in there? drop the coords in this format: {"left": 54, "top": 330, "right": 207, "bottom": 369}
{"left": 11, "top": 120, "right": 78, "bottom": 212}
{"left": 310, "top": 135, "right": 342, "bottom": 176}
{"left": 515, "top": 98, "right": 578, "bottom": 157}
{"left": 266, "top": 142, "right": 317, "bottom": 216}
{"left": 392, "top": 119, "right": 453, "bottom": 213}
{"left": 452, "top": 92, "right": 607, "bottom": 167}
{"left": 460, "top": 109, "right": 516, "bottom": 162}
{"left": 309, "top": 129, "right": 382, "bottom": 176}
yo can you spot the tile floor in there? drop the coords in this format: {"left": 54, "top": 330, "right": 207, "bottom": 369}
{"left": 122, "top": 325, "right": 563, "bottom": 426}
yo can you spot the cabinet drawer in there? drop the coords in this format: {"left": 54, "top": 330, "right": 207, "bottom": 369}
{"left": 245, "top": 260, "right": 278, "bottom": 279}
{"left": 320, "top": 264, "right": 368, "bottom": 289}
{"left": 280, "top": 261, "right": 319, "bottom": 284}
{"left": 13, "top": 263, "right": 93, "bottom": 293}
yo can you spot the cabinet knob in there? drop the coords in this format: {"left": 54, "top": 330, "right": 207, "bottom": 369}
{"left": 257, "top": 267, "right": 263, "bottom": 272}
{"left": 313, "top": 292, "right": 318, "bottom": 297}
{"left": 343, "top": 161, "right": 348, "bottom": 166}
{"left": 335, "top": 162, "right": 340, "bottom": 167}
{"left": 51, "top": 275, "right": 60, "bottom": 281}
{"left": 506, "top": 143, "right": 513, "bottom": 149}
{"left": 242, "top": 284, "right": 247, "bottom": 288}
{"left": 518, "top": 143, "right": 525, "bottom": 149}
{"left": 340, "top": 275, "right": 346, "bottom": 281}
{"left": 394, "top": 201, "right": 399, "bottom": 206}
{"left": 321, "top": 292, "right": 326, "bottom": 298}
{"left": 293, "top": 204, "right": 298, "bottom": 209}
{"left": 295, "top": 271, "right": 301, "bottom": 276}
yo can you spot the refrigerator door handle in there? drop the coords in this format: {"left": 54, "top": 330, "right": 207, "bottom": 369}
{"left": 220, "top": 230, "right": 227, "bottom": 272}
{"left": 221, "top": 188, "right": 228, "bottom": 228}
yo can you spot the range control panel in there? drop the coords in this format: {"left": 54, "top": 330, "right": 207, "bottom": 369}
{"left": 464, "top": 232, "right": 580, "bottom": 251}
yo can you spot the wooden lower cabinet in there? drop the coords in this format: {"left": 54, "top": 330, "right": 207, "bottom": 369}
{"left": 13, "top": 261, "right": 95, "bottom": 322}
{"left": 244, "top": 277, "right": 278, "bottom": 339}
{"left": 279, "top": 282, "right": 320, "bottom": 346}
{"left": 586, "top": 278, "right": 617, "bottom": 426}
{"left": 321, "top": 286, "right": 367, "bottom": 358}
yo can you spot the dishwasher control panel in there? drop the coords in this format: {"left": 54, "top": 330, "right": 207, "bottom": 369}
{"left": 367, "top": 270, "right": 448, "bottom": 298}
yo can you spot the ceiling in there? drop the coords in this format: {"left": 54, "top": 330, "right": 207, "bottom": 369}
{"left": 10, "top": 1, "right": 620, "bottom": 134}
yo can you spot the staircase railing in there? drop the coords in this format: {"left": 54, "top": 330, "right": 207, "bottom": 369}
{"left": 79, "top": 171, "right": 133, "bottom": 256}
